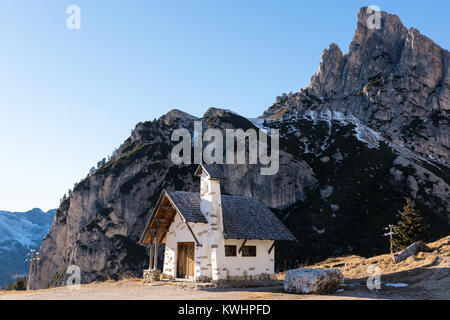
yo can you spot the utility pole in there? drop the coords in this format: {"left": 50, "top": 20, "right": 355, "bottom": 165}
{"left": 383, "top": 225, "right": 396, "bottom": 255}
{"left": 25, "top": 249, "right": 40, "bottom": 290}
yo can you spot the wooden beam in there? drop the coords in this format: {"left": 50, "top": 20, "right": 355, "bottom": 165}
{"left": 159, "top": 231, "right": 167, "bottom": 244}
{"left": 149, "top": 227, "right": 169, "bottom": 233}
{"left": 149, "top": 231, "right": 154, "bottom": 269}
{"left": 153, "top": 222, "right": 160, "bottom": 270}
{"left": 268, "top": 241, "right": 276, "bottom": 254}
{"left": 238, "top": 239, "right": 248, "bottom": 254}
{"left": 156, "top": 218, "right": 174, "bottom": 222}
{"left": 150, "top": 217, "right": 174, "bottom": 230}
{"left": 185, "top": 222, "right": 201, "bottom": 247}
{"left": 159, "top": 206, "right": 174, "bottom": 210}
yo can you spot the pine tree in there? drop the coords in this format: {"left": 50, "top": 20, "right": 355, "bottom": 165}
{"left": 392, "top": 198, "right": 427, "bottom": 251}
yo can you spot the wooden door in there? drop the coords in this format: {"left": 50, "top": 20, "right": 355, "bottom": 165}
{"left": 177, "top": 242, "right": 195, "bottom": 279}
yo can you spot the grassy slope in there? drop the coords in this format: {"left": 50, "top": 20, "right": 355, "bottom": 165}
{"left": 276, "top": 236, "right": 450, "bottom": 299}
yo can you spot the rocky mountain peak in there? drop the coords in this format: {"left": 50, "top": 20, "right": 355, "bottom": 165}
{"left": 160, "top": 109, "right": 198, "bottom": 126}
{"left": 309, "top": 43, "right": 344, "bottom": 97}
{"left": 203, "top": 107, "right": 236, "bottom": 119}
{"left": 354, "top": 6, "right": 406, "bottom": 44}
{"left": 311, "top": 7, "right": 409, "bottom": 98}
{"left": 266, "top": 7, "right": 449, "bottom": 163}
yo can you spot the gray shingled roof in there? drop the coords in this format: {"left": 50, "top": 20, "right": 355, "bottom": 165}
{"left": 194, "top": 164, "right": 227, "bottom": 180}
{"left": 167, "top": 191, "right": 207, "bottom": 223}
{"left": 221, "top": 195, "right": 296, "bottom": 241}
{"left": 165, "top": 191, "right": 296, "bottom": 241}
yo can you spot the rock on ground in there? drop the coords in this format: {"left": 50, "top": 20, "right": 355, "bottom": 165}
{"left": 284, "top": 268, "right": 344, "bottom": 294}
{"left": 393, "top": 241, "right": 432, "bottom": 263}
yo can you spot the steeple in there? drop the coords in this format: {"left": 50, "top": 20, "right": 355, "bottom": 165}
{"left": 194, "top": 164, "right": 227, "bottom": 281}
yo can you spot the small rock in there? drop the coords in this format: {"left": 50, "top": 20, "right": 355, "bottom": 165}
{"left": 320, "top": 186, "right": 334, "bottom": 199}
{"left": 330, "top": 204, "right": 340, "bottom": 211}
{"left": 300, "top": 137, "right": 309, "bottom": 143}
{"left": 320, "top": 156, "right": 330, "bottom": 163}
{"left": 332, "top": 152, "right": 344, "bottom": 161}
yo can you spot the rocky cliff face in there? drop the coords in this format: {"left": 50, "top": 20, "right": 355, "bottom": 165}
{"left": 264, "top": 8, "right": 449, "bottom": 163}
{"left": 29, "top": 7, "right": 449, "bottom": 289}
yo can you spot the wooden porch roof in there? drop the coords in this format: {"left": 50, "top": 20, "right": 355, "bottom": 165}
{"left": 139, "top": 190, "right": 207, "bottom": 245}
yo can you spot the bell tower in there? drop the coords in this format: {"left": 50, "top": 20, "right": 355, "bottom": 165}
{"left": 194, "top": 164, "right": 227, "bottom": 281}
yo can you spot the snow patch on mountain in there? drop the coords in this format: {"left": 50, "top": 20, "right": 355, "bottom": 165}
{"left": 302, "top": 109, "right": 383, "bottom": 149}
{"left": 0, "top": 209, "right": 54, "bottom": 249}
{"left": 277, "top": 108, "right": 445, "bottom": 181}
{"left": 249, "top": 118, "right": 269, "bottom": 134}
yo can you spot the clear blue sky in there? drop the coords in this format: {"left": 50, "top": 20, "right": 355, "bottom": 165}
{"left": 0, "top": 1, "right": 448, "bottom": 212}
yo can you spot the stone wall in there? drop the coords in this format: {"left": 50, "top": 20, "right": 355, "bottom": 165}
{"left": 142, "top": 269, "right": 161, "bottom": 283}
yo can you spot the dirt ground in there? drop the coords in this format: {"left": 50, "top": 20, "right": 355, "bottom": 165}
{"left": 1, "top": 237, "right": 448, "bottom": 300}
{"left": 0, "top": 281, "right": 359, "bottom": 300}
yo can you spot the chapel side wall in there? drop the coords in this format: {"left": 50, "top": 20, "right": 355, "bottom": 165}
{"left": 223, "top": 239, "right": 275, "bottom": 278}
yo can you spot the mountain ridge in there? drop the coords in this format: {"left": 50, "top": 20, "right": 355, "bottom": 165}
{"left": 0, "top": 208, "right": 55, "bottom": 287}
{"left": 28, "top": 7, "right": 449, "bottom": 289}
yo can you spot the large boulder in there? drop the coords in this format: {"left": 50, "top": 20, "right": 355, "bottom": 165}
{"left": 393, "top": 241, "right": 431, "bottom": 263}
{"left": 284, "top": 268, "right": 344, "bottom": 294}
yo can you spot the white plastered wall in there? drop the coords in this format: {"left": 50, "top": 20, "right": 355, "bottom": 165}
{"left": 163, "top": 216, "right": 276, "bottom": 279}
{"left": 162, "top": 212, "right": 213, "bottom": 280}
{"left": 222, "top": 239, "right": 275, "bottom": 277}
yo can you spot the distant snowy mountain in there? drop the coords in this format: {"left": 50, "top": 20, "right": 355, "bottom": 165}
{"left": 0, "top": 208, "right": 55, "bottom": 287}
